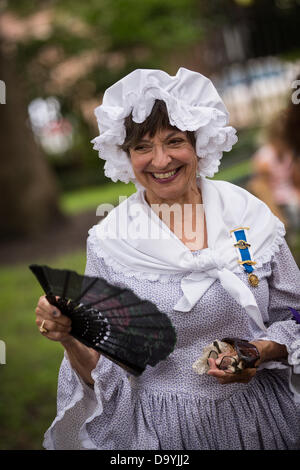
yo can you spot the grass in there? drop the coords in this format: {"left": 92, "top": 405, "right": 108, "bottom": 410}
{"left": 214, "top": 159, "right": 251, "bottom": 182}
{"left": 60, "top": 181, "right": 136, "bottom": 215}
{"left": 0, "top": 250, "right": 86, "bottom": 450}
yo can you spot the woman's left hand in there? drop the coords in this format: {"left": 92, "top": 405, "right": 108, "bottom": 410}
{"left": 207, "top": 339, "right": 288, "bottom": 384}
{"left": 207, "top": 356, "right": 258, "bottom": 384}
{"left": 207, "top": 340, "right": 265, "bottom": 384}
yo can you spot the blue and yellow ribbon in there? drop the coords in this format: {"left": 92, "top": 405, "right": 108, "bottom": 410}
{"left": 230, "top": 227, "right": 259, "bottom": 287}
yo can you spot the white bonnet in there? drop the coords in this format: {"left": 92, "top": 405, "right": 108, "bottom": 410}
{"left": 91, "top": 67, "right": 238, "bottom": 186}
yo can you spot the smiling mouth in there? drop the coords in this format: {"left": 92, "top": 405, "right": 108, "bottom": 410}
{"left": 150, "top": 166, "right": 183, "bottom": 181}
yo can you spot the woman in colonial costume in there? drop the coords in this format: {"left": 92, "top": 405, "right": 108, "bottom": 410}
{"left": 35, "top": 68, "right": 300, "bottom": 450}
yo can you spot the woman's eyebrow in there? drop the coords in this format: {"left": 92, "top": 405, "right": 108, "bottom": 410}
{"left": 164, "top": 131, "right": 183, "bottom": 140}
{"left": 135, "top": 139, "right": 151, "bottom": 144}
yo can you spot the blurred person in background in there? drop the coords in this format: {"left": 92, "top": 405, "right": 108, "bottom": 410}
{"left": 248, "top": 76, "right": 300, "bottom": 245}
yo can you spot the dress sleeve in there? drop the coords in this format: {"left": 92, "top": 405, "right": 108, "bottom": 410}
{"left": 43, "top": 231, "right": 132, "bottom": 449}
{"left": 254, "top": 239, "right": 300, "bottom": 402}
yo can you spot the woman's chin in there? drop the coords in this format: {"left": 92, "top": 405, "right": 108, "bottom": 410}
{"left": 146, "top": 187, "right": 186, "bottom": 204}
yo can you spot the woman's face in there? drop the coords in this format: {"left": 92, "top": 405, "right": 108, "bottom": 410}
{"left": 129, "top": 128, "right": 199, "bottom": 204}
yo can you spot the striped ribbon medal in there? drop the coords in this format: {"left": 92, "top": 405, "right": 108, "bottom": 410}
{"left": 230, "top": 227, "right": 259, "bottom": 287}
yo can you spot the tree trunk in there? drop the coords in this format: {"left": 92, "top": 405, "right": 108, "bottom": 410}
{"left": 0, "top": 43, "right": 63, "bottom": 240}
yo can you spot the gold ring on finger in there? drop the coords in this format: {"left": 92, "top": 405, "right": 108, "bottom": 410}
{"left": 39, "top": 319, "right": 48, "bottom": 334}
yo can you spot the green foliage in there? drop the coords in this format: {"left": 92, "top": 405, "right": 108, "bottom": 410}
{"left": 17, "top": 28, "right": 95, "bottom": 65}
{"left": 5, "top": 0, "right": 205, "bottom": 192}
{"left": 221, "top": 127, "right": 259, "bottom": 167}
{"left": 56, "top": 0, "right": 201, "bottom": 51}
{"left": 214, "top": 159, "right": 251, "bottom": 182}
{"left": 103, "top": 0, "right": 200, "bottom": 51}
{"left": 13, "top": 0, "right": 202, "bottom": 58}
{"left": 3, "top": 0, "right": 50, "bottom": 16}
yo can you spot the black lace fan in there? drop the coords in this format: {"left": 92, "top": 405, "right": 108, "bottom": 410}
{"left": 29, "top": 264, "right": 177, "bottom": 376}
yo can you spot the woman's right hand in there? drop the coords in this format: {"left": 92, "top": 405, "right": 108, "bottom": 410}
{"left": 35, "top": 295, "right": 72, "bottom": 343}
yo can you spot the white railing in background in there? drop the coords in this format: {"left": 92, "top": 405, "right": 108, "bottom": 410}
{"left": 213, "top": 57, "right": 300, "bottom": 128}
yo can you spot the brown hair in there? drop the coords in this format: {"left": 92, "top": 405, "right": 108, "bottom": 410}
{"left": 119, "top": 100, "right": 196, "bottom": 153}
{"left": 267, "top": 73, "right": 300, "bottom": 158}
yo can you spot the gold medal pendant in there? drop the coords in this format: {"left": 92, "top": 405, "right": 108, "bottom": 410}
{"left": 248, "top": 273, "right": 259, "bottom": 287}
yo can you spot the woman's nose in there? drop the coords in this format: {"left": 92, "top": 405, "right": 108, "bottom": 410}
{"left": 151, "top": 145, "right": 172, "bottom": 168}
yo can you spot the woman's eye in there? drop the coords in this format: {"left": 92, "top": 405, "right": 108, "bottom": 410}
{"left": 134, "top": 145, "right": 151, "bottom": 151}
{"left": 168, "top": 139, "right": 184, "bottom": 145}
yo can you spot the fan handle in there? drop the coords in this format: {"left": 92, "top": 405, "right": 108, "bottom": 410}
{"left": 45, "top": 294, "right": 72, "bottom": 318}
